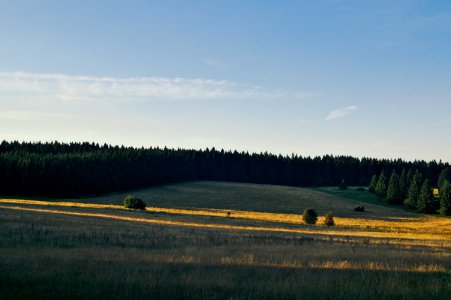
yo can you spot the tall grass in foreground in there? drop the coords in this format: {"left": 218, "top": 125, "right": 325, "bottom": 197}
{"left": 1, "top": 208, "right": 450, "bottom": 300}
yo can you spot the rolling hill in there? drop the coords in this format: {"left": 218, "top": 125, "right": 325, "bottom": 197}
{"left": 1, "top": 181, "right": 450, "bottom": 299}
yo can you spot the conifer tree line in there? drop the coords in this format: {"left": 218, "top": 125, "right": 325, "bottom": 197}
{"left": 0, "top": 140, "right": 448, "bottom": 199}
{"left": 368, "top": 167, "right": 451, "bottom": 215}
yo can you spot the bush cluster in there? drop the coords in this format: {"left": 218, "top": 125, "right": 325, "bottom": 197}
{"left": 302, "top": 209, "right": 335, "bottom": 226}
{"left": 124, "top": 195, "right": 146, "bottom": 210}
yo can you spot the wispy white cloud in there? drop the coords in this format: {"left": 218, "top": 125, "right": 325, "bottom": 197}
{"left": 0, "top": 71, "right": 308, "bottom": 104}
{"left": 325, "top": 105, "right": 357, "bottom": 121}
{"left": 201, "top": 58, "right": 229, "bottom": 70}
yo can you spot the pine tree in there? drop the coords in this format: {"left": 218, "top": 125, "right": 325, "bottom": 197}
{"left": 437, "top": 168, "right": 451, "bottom": 189}
{"left": 398, "top": 168, "right": 408, "bottom": 201}
{"left": 438, "top": 168, "right": 451, "bottom": 198}
{"left": 406, "top": 168, "right": 414, "bottom": 191}
{"left": 368, "top": 174, "right": 378, "bottom": 193}
{"left": 387, "top": 171, "right": 401, "bottom": 204}
{"left": 417, "top": 179, "right": 435, "bottom": 213}
{"left": 324, "top": 211, "right": 335, "bottom": 226}
{"left": 439, "top": 180, "right": 451, "bottom": 216}
{"left": 375, "top": 170, "right": 387, "bottom": 198}
{"left": 405, "top": 170, "right": 422, "bottom": 208}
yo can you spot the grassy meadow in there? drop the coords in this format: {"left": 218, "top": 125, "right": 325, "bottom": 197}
{"left": 1, "top": 181, "right": 450, "bottom": 299}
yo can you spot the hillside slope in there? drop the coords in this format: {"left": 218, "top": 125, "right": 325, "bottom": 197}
{"left": 74, "top": 181, "right": 416, "bottom": 219}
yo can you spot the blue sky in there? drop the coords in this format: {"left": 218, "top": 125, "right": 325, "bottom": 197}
{"left": 0, "top": 0, "right": 450, "bottom": 161}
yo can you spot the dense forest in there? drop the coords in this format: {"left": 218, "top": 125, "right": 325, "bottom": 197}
{"left": 0, "top": 140, "right": 448, "bottom": 199}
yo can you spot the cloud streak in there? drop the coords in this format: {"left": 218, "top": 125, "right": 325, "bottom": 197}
{"left": 0, "top": 71, "right": 308, "bottom": 104}
{"left": 201, "top": 58, "right": 229, "bottom": 70}
{"left": 325, "top": 106, "right": 357, "bottom": 121}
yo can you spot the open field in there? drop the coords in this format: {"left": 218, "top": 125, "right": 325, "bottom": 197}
{"left": 1, "top": 181, "right": 450, "bottom": 299}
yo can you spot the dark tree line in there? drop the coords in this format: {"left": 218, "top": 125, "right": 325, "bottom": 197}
{"left": 368, "top": 167, "right": 451, "bottom": 215}
{"left": 0, "top": 140, "right": 448, "bottom": 198}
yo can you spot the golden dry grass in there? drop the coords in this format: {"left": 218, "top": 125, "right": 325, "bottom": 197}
{"left": 1, "top": 197, "right": 450, "bottom": 246}
{"left": 1, "top": 182, "right": 450, "bottom": 299}
{"left": 1, "top": 206, "right": 450, "bottom": 300}
{"left": 0, "top": 193, "right": 451, "bottom": 299}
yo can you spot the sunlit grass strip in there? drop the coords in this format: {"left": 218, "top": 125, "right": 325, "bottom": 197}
{"left": 1, "top": 205, "right": 450, "bottom": 245}
{"left": 149, "top": 206, "right": 305, "bottom": 224}
{"left": 1, "top": 199, "right": 451, "bottom": 235}
{"left": 218, "top": 257, "right": 448, "bottom": 272}
{"left": 0, "top": 199, "right": 305, "bottom": 224}
{"left": 0, "top": 199, "right": 124, "bottom": 210}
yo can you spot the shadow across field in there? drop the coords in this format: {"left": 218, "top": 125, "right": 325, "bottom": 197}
{"left": 1, "top": 182, "right": 450, "bottom": 299}
{"left": 1, "top": 248, "right": 450, "bottom": 300}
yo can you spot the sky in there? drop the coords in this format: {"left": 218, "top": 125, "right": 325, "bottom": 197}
{"left": 0, "top": 0, "right": 450, "bottom": 162}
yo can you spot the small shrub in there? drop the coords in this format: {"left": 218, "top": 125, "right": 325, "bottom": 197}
{"left": 355, "top": 187, "right": 365, "bottom": 192}
{"left": 302, "top": 209, "right": 318, "bottom": 224}
{"left": 338, "top": 179, "right": 348, "bottom": 190}
{"left": 354, "top": 206, "right": 365, "bottom": 212}
{"left": 324, "top": 211, "right": 335, "bottom": 227}
{"left": 124, "top": 195, "right": 146, "bottom": 210}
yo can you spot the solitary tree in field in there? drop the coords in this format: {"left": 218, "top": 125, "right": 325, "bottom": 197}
{"left": 439, "top": 180, "right": 451, "bottom": 216}
{"left": 302, "top": 209, "right": 318, "bottom": 225}
{"left": 324, "top": 211, "right": 335, "bottom": 226}
{"left": 124, "top": 195, "right": 147, "bottom": 210}
{"left": 387, "top": 171, "right": 401, "bottom": 204}
{"left": 405, "top": 170, "right": 422, "bottom": 209}
{"left": 417, "top": 179, "right": 435, "bottom": 213}
{"left": 375, "top": 170, "right": 387, "bottom": 198}
{"left": 368, "top": 175, "right": 378, "bottom": 193}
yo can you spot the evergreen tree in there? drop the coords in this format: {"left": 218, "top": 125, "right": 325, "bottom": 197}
{"left": 417, "top": 179, "right": 435, "bottom": 213}
{"left": 375, "top": 170, "right": 387, "bottom": 198}
{"left": 302, "top": 209, "right": 318, "bottom": 225}
{"left": 405, "top": 170, "right": 422, "bottom": 208}
{"left": 439, "top": 180, "right": 451, "bottom": 216}
{"left": 387, "top": 171, "right": 401, "bottom": 204}
{"left": 0, "top": 141, "right": 448, "bottom": 201}
{"left": 406, "top": 168, "right": 414, "bottom": 192}
{"left": 324, "top": 211, "right": 335, "bottom": 226}
{"left": 438, "top": 168, "right": 451, "bottom": 197}
{"left": 437, "top": 168, "right": 451, "bottom": 188}
{"left": 368, "top": 174, "right": 377, "bottom": 193}
{"left": 398, "top": 168, "right": 409, "bottom": 201}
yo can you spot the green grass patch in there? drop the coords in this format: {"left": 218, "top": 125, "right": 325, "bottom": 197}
{"left": 69, "top": 181, "right": 416, "bottom": 218}
{"left": 315, "top": 186, "right": 379, "bottom": 202}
